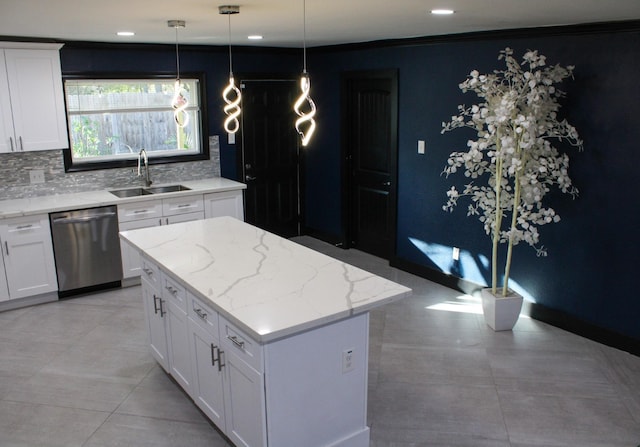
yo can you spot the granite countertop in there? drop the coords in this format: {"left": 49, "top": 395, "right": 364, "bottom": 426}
{"left": 120, "top": 216, "right": 412, "bottom": 343}
{"left": 0, "top": 177, "right": 246, "bottom": 219}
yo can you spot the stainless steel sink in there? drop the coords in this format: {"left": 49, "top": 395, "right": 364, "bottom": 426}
{"left": 109, "top": 184, "right": 191, "bottom": 198}
{"left": 109, "top": 188, "right": 154, "bottom": 198}
{"left": 145, "top": 184, "right": 191, "bottom": 194}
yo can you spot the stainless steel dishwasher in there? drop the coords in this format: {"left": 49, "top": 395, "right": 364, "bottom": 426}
{"left": 49, "top": 205, "right": 123, "bottom": 296}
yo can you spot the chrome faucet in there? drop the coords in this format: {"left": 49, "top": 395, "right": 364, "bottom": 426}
{"left": 137, "top": 149, "right": 153, "bottom": 187}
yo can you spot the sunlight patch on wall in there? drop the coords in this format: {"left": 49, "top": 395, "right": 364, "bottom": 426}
{"left": 408, "top": 237, "right": 488, "bottom": 285}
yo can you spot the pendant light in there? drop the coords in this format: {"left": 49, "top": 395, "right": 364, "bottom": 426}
{"left": 168, "top": 20, "right": 189, "bottom": 128}
{"left": 293, "top": 0, "right": 316, "bottom": 147}
{"left": 220, "top": 5, "right": 241, "bottom": 135}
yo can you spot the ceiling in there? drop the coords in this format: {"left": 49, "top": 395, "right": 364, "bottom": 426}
{"left": 2, "top": 0, "right": 640, "bottom": 48}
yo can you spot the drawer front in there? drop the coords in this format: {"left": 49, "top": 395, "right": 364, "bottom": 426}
{"left": 219, "top": 314, "right": 263, "bottom": 373}
{"left": 3, "top": 214, "right": 49, "bottom": 238}
{"left": 140, "top": 257, "right": 161, "bottom": 290}
{"left": 118, "top": 200, "right": 163, "bottom": 223}
{"left": 162, "top": 274, "right": 187, "bottom": 311}
{"left": 162, "top": 195, "right": 204, "bottom": 217}
{"left": 188, "top": 293, "right": 219, "bottom": 337}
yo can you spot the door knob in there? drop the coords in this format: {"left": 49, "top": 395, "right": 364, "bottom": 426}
{"left": 382, "top": 181, "right": 391, "bottom": 186}
{"left": 245, "top": 175, "right": 257, "bottom": 181}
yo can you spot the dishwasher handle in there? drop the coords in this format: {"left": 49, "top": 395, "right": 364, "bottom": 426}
{"left": 52, "top": 211, "right": 117, "bottom": 225}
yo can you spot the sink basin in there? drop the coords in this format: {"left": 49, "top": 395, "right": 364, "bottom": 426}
{"left": 109, "top": 188, "right": 154, "bottom": 198}
{"left": 109, "top": 184, "right": 191, "bottom": 198}
{"left": 146, "top": 184, "right": 191, "bottom": 194}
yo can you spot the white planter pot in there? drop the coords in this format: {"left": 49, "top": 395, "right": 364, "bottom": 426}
{"left": 480, "top": 288, "right": 523, "bottom": 331}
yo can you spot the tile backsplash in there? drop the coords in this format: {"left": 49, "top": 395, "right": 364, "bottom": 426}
{"left": 0, "top": 136, "right": 222, "bottom": 200}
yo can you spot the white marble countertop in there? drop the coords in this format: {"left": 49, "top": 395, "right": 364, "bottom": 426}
{"left": 120, "top": 216, "right": 412, "bottom": 343}
{"left": 0, "top": 177, "right": 246, "bottom": 219}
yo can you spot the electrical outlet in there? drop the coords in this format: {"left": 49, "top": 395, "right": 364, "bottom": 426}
{"left": 29, "top": 169, "right": 45, "bottom": 184}
{"left": 342, "top": 348, "right": 355, "bottom": 373}
{"left": 452, "top": 246, "right": 460, "bottom": 261}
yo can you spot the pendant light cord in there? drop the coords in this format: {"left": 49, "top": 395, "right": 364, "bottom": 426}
{"left": 302, "top": 0, "right": 307, "bottom": 74}
{"left": 175, "top": 26, "right": 181, "bottom": 81}
{"left": 227, "top": 13, "right": 233, "bottom": 75}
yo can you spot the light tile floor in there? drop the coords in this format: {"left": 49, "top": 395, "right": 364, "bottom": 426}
{"left": 0, "top": 236, "right": 638, "bottom": 446}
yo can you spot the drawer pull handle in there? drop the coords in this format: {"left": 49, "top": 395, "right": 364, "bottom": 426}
{"left": 194, "top": 308, "right": 207, "bottom": 320}
{"left": 177, "top": 204, "right": 191, "bottom": 208}
{"left": 165, "top": 285, "right": 178, "bottom": 295}
{"left": 143, "top": 268, "right": 153, "bottom": 276}
{"left": 15, "top": 224, "right": 34, "bottom": 230}
{"left": 228, "top": 335, "right": 245, "bottom": 349}
{"left": 4, "top": 241, "right": 9, "bottom": 256}
{"left": 133, "top": 209, "right": 149, "bottom": 214}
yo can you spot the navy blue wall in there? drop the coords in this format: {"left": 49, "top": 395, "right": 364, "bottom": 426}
{"left": 58, "top": 25, "right": 640, "bottom": 343}
{"left": 305, "top": 27, "right": 640, "bottom": 341}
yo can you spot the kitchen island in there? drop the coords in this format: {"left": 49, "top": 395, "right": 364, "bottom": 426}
{"left": 120, "top": 216, "right": 411, "bottom": 447}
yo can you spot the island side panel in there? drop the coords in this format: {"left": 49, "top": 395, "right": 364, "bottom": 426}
{"left": 264, "top": 312, "right": 370, "bottom": 447}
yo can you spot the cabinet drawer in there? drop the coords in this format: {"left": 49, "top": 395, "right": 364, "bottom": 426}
{"left": 3, "top": 214, "right": 49, "bottom": 238}
{"left": 118, "top": 200, "right": 163, "bottom": 223}
{"left": 162, "top": 195, "right": 204, "bottom": 217}
{"left": 140, "top": 257, "right": 161, "bottom": 290}
{"left": 162, "top": 274, "right": 187, "bottom": 311}
{"left": 220, "top": 314, "right": 263, "bottom": 373}
{"left": 188, "top": 293, "right": 219, "bottom": 337}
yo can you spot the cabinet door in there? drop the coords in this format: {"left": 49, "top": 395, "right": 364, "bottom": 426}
{"left": 142, "top": 277, "right": 169, "bottom": 372}
{"left": 204, "top": 191, "right": 245, "bottom": 220}
{"left": 188, "top": 316, "right": 226, "bottom": 429}
{"left": 163, "top": 278, "right": 192, "bottom": 395}
{"left": 3, "top": 48, "right": 68, "bottom": 151}
{"left": 0, "top": 51, "right": 15, "bottom": 153}
{"left": 0, "top": 215, "right": 57, "bottom": 299}
{"left": 224, "top": 350, "right": 267, "bottom": 447}
{"left": 0, "top": 252, "right": 9, "bottom": 302}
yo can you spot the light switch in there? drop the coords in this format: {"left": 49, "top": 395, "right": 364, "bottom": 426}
{"left": 418, "top": 140, "right": 426, "bottom": 154}
{"left": 228, "top": 132, "right": 236, "bottom": 144}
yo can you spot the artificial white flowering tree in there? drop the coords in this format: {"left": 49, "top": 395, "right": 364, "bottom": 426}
{"left": 442, "top": 47, "right": 583, "bottom": 297}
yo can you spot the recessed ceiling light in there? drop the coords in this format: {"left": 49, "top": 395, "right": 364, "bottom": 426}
{"left": 117, "top": 31, "right": 135, "bottom": 36}
{"left": 248, "top": 35, "right": 263, "bottom": 40}
{"left": 431, "top": 9, "right": 455, "bottom": 15}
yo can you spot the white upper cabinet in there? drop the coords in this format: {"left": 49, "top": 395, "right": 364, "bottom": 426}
{"left": 0, "top": 42, "right": 69, "bottom": 153}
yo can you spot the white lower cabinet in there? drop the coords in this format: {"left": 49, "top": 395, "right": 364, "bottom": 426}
{"left": 140, "top": 258, "right": 193, "bottom": 394}
{"left": 141, "top": 259, "right": 169, "bottom": 371}
{"left": 188, "top": 293, "right": 266, "bottom": 447}
{"left": 0, "top": 250, "right": 9, "bottom": 302}
{"left": 163, "top": 274, "right": 193, "bottom": 395}
{"left": 118, "top": 196, "right": 204, "bottom": 279}
{"left": 0, "top": 214, "right": 58, "bottom": 300}
{"left": 204, "top": 190, "right": 244, "bottom": 220}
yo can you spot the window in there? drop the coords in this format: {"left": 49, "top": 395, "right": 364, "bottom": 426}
{"left": 62, "top": 74, "right": 207, "bottom": 171}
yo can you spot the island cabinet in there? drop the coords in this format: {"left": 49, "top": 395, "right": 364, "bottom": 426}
{"left": 188, "top": 293, "right": 266, "bottom": 447}
{"left": 140, "top": 257, "right": 193, "bottom": 394}
{"left": 121, "top": 217, "right": 411, "bottom": 447}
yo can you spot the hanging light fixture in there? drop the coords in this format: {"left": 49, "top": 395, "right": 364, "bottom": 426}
{"left": 168, "top": 20, "right": 189, "bottom": 128}
{"left": 219, "top": 5, "right": 241, "bottom": 135}
{"left": 293, "top": 0, "right": 316, "bottom": 147}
